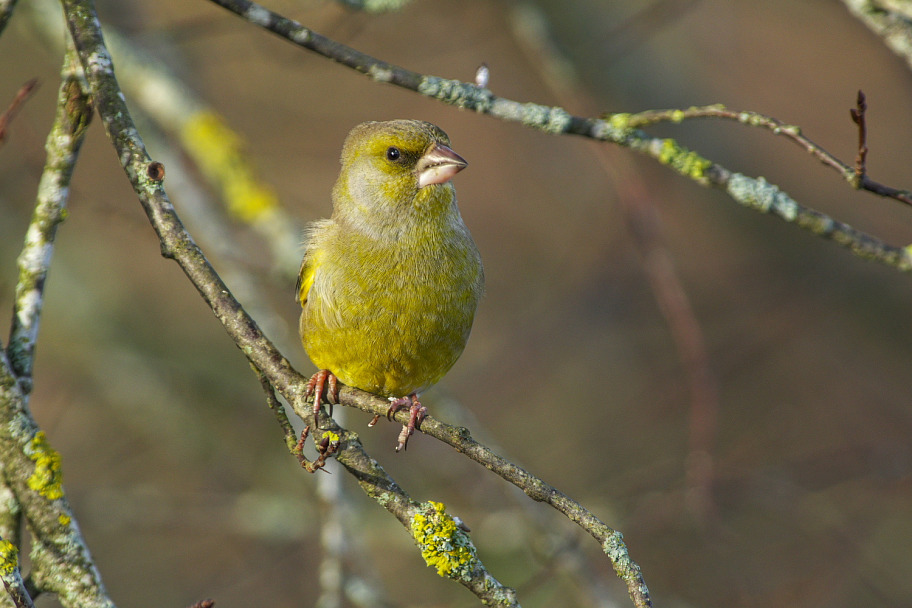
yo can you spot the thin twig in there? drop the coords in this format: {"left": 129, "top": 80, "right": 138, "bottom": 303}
{"left": 850, "top": 89, "right": 868, "bottom": 188}
{"left": 0, "top": 78, "right": 38, "bottom": 145}
{"left": 620, "top": 102, "right": 911, "bottom": 207}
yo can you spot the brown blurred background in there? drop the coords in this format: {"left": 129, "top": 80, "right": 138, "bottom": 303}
{"left": 2, "top": 0, "right": 912, "bottom": 606}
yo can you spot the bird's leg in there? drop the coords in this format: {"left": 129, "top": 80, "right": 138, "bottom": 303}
{"left": 305, "top": 369, "right": 340, "bottom": 427}
{"left": 387, "top": 393, "right": 427, "bottom": 452}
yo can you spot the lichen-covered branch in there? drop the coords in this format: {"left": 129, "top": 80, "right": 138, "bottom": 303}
{"left": 0, "top": 351, "right": 115, "bottom": 608}
{"left": 7, "top": 51, "right": 92, "bottom": 394}
{"left": 0, "top": 42, "right": 113, "bottom": 608}
{"left": 337, "top": 386, "right": 652, "bottom": 608}
{"left": 0, "top": 538, "right": 34, "bottom": 608}
{"left": 207, "top": 0, "right": 912, "bottom": 275}
{"left": 318, "top": 416, "right": 519, "bottom": 605}
{"left": 334, "top": 0, "right": 413, "bottom": 13}
{"left": 618, "top": 103, "right": 912, "bottom": 207}
{"left": 843, "top": 0, "right": 912, "bottom": 70}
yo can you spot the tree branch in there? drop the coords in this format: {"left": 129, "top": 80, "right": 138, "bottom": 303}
{"left": 0, "top": 538, "right": 35, "bottom": 608}
{"left": 843, "top": 0, "right": 912, "bottom": 71}
{"left": 207, "top": 0, "right": 912, "bottom": 274}
{"left": 0, "top": 41, "right": 113, "bottom": 608}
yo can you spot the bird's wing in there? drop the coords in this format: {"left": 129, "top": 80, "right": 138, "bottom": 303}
{"left": 296, "top": 254, "right": 315, "bottom": 306}
{"left": 296, "top": 220, "right": 332, "bottom": 306}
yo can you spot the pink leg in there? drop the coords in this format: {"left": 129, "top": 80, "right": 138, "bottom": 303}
{"left": 387, "top": 394, "right": 427, "bottom": 452}
{"left": 305, "top": 369, "right": 340, "bottom": 426}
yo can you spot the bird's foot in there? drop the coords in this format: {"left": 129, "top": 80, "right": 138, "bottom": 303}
{"left": 305, "top": 369, "right": 339, "bottom": 427}
{"left": 387, "top": 394, "right": 426, "bottom": 452}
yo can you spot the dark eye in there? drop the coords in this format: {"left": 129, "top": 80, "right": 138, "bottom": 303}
{"left": 386, "top": 147, "right": 401, "bottom": 161}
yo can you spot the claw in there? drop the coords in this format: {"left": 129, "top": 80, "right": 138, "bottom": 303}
{"left": 387, "top": 394, "right": 427, "bottom": 452}
{"left": 305, "top": 370, "right": 340, "bottom": 427}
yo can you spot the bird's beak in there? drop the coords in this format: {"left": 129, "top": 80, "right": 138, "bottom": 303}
{"left": 417, "top": 143, "right": 467, "bottom": 188}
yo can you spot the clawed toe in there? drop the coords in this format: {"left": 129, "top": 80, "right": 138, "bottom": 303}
{"left": 386, "top": 394, "right": 426, "bottom": 452}
{"left": 305, "top": 370, "right": 340, "bottom": 426}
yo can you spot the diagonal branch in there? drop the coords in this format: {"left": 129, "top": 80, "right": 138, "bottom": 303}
{"left": 207, "top": 0, "right": 912, "bottom": 274}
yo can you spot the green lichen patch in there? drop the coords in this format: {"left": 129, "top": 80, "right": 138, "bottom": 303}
{"left": 0, "top": 540, "right": 19, "bottom": 576}
{"left": 25, "top": 431, "right": 64, "bottom": 500}
{"left": 657, "top": 138, "right": 713, "bottom": 182}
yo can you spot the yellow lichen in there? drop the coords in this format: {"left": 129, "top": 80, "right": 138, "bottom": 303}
{"left": 657, "top": 139, "right": 712, "bottom": 182}
{"left": 321, "top": 431, "right": 340, "bottom": 443}
{"left": 180, "top": 110, "right": 279, "bottom": 223}
{"left": 410, "top": 501, "right": 477, "bottom": 579}
{"left": 0, "top": 540, "right": 18, "bottom": 576}
{"left": 606, "top": 112, "right": 633, "bottom": 131}
{"left": 26, "top": 431, "right": 64, "bottom": 500}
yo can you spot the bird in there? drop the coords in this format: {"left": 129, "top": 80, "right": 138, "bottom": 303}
{"left": 297, "top": 120, "right": 484, "bottom": 451}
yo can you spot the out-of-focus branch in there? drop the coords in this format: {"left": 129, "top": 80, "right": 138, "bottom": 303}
{"left": 0, "top": 79, "right": 38, "bottom": 146}
{"left": 23, "top": 0, "right": 303, "bottom": 281}
{"left": 207, "top": 0, "right": 912, "bottom": 274}
{"left": 510, "top": 1, "right": 720, "bottom": 522}
{"left": 0, "top": 0, "right": 19, "bottom": 37}
{"left": 843, "top": 0, "right": 912, "bottom": 70}
{"left": 7, "top": 60, "right": 90, "bottom": 394}
{"left": 334, "top": 0, "right": 413, "bottom": 12}
{"left": 0, "top": 44, "right": 114, "bottom": 608}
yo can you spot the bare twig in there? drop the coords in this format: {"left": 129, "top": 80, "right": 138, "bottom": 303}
{"left": 850, "top": 90, "right": 868, "bottom": 188}
{"left": 0, "top": 78, "right": 38, "bottom": 146}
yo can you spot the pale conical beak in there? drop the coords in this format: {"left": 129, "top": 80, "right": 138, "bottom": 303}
{"left": 417, "top": 143, "right": 467, "bottom": 188}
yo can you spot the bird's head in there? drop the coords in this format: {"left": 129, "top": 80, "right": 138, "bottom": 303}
{"left": 332, "top": 120, "right": 468, "bottom": 234}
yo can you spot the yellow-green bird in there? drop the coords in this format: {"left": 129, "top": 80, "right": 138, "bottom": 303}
{"left": 297, "top": 120, "right": 484, "bottom": 451}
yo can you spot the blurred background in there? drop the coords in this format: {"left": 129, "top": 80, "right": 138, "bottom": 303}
{"left": 2, "top": 0, "right": 912, "bottom": 606}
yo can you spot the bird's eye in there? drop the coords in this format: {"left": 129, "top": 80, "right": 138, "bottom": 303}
{"left": 386, "top": 147, "right": 401, "bottom": 161}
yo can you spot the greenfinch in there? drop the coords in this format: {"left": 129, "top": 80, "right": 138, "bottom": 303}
{"left": 297, "top": 120, "right": 484, "bottom": 451}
